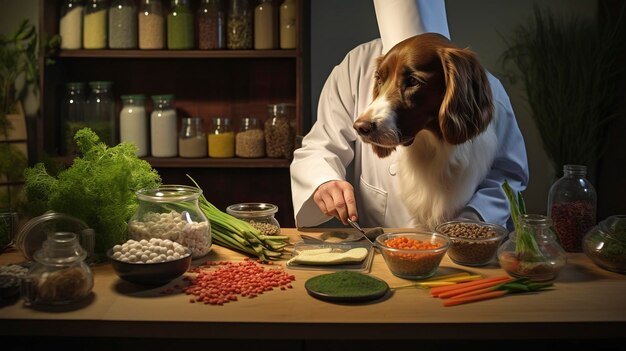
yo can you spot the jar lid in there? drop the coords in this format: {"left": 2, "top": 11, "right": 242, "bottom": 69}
{"left": 599, "top": 215, "right": 626, "bottom": 242}
{"left": 121, "top": 94, "right": 146, "bottom": 101}
{"left": 226, "top": 203, "right": 278, "bottom": 218}
{"left": 151, "top": 94, "right": 175, "bottom": 102}
{"left": 89, "top": 81, "right": 113, "bottom": 88}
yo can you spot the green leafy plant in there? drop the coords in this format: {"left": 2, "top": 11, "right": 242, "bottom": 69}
{"left": 500, "top": 6, "right": 625, "bottom": 178}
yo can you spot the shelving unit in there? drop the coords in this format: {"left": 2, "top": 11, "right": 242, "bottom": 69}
{"left": 36, "top": 0, "right": 309, "bottom": 227}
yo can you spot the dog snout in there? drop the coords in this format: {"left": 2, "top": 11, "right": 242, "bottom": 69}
{"left": 353, "top": 118, "right": 375, "bottom": 136}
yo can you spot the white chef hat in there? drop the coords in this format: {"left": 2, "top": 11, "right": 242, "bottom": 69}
{"left": 374, "top": 0, "right": 450, "bottom": 54}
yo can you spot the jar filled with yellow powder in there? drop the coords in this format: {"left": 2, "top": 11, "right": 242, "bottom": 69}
{"left": 208, "top": 117, "right": 234, "bottom": 158}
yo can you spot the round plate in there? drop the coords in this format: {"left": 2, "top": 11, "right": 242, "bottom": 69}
{"left": 319, "top": 231, "right": 363, "bottom": 243}
{"left": 304, "top": 271, "right": 389, "bottom": 302}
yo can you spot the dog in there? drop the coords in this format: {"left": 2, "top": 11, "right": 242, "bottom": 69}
{"left": 353, "top": 33, "right": 497, "bottom": 229}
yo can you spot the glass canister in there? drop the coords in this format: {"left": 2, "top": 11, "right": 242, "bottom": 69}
{"left": 60, "top": 0, "right": 84, "bottom": 49}
{"left": 208, "top": 117, "right": 235, "bottom": 158}
{"left": 86, "top": 81, "right": 115, "bottom": 146}
{"left": 226, "top": 0, "right": 252, "bottom": 50}
{"left": 21, "top": 232, "right": 94, "bottom": 306}
{"left": 279, "top": 0, "right": 296, "bottom": 49}
{"left": 583, "top": 215, "right": 626, "bottom": 274}
{"left": 226, "top": 203, "right": 281, "bottom": 236}
{"left": 179, "top": 117, "right": 207, "bottom": 158}
{"left": 167, "top": 0, "right": 194, "bottom": 49}
{"left": 197, "top": 0, "right": 226, "bottom": 50}
{"left": 497, "top": 214, "right": 567, "bottom": 281}
{"left": 83, "top": 0, "right": 108, "bottom": 49}
{"left": 548, "top": 164, "right": 597, "bottom": 252}
{"left": 127, "top": 185, "right": 211, "bottom": 258}
{"left": 254, "top": 0, "right": 276, "bottom": 50}
{"left": 119, "top": 94, "right": 148, "bottom": 157}
{"left": 236, "top": 116, "right": 265, "bottom": 158}
{"left": 61, "top": 82, "right": 87, "bottom": 155}
{"left": 150, "top": 94, "right": 178, "bottom": 157}
{"left": 138, "top": 0, "right": 165, "bottom": 49}
{"left": 108, "top": 0, "right": 137, "bottom": 49}
{"left": 265, "top": 103, "right": 295, "bottom": 158}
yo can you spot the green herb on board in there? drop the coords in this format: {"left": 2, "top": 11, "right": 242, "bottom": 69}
{"left": 305, "top": 271, "right": 388, "bottom": 299}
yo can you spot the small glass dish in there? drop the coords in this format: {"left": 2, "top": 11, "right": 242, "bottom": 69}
{"left": 435, "top": 220, "right": 507, "bottom": 266}
{"left": 375, "top": 232, "right": 450, "bottom": 280}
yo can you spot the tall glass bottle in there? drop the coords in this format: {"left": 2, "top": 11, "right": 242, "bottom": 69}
{"left": 279, "top": 0, "right": 296, "bottom": 49}
{"left": 548, "top": 164, "right": 597, "bottom": 252}
{"left": 60, "top": 0, "right": 84, "bottom": 49}
{"left": 227, "top": 0, "right": 252, "bottom": 49}
{"left": 119, "top": 95, "right": 148, "bottom": 157}
{"left": 108, "top": 0, "right": 137, "bottom": 49}
{"left": 254, "top": 0, "right": 275, "bottom": 49}
{"left": 138, "top": 0, "right": 165, "bottom": 49}
{"left": 150, "top": 94, "right": 178, "bottom": 157}
{"left": 85, "top": 81, "right": 115, "bottom": 146}
{"left": 62, "top": 82, "right": 87, "bottom": 155}
{"left": 83, "top": 0, "right": 108, "bottom": 49}
{"left": 167, "top": 0, "right": 194, "bottom": 49}
{"left": 197, "top": 0, "right": 226, "bottom": 50}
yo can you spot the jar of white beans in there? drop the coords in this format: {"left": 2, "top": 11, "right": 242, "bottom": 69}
{"left": 128, "top": 185, "right": 211, "bottom": 258}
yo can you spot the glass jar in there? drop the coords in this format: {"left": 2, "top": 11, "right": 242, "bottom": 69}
{"left": 208, "top": 117, "right": 235, "bottom": 158}
{"left": 548, "top": 164, "right": 597, "bottom": 252}
{"left": 254, "top": 0, "right": 275, "bottom": 49}
{"left": 265, "top": 103, "right": 295, "bottom": 158}
{"left": 583, "top": 215, "right": 626, "bottom": 274}
{"left": 127, "top": 185, "right": 211, "bottom": 258}
{"left": 86, "top": 81, "right": 115, "bottom": 146}
{"left": 497, "top": 214, "right": 567, "bottom": 281}
{"left": 108, "top": 0, "right": 137, "bottom": 49}
{"left": 279, "top": 0, "right": 296, "bottom": 49}
{"left": 226, "top": 0, "right": 252, "bottom": 49}
{"left": 83, "top": 0, "right": 108, "bottom": 49}
{"left": 179, "top": 117, "right": 207, "bottom": 158}
{"left": 60, "top": 0, "right": 84, "bottom": 49}
{"left": 226, "top": 203, "right": 281, "bottom": 236}
{"left": 119, "top": 94, "right": 148, "bottom": 157}
{"left": 197, "top": 0, "right": 226, "bottom": 50}
{"left": 138, "top": 0, "right": 165, "bottom": 49}
{"left": 236, "top": 116, "right": 265, "bottom": 158}
{"left": 21, "top": 232, "right": 94, "bottom": 306}
{"left": 150, "top": 94, "right": 178, "bottom": 157}
{"left": 62, "top": 82, "right": 87, "bottom": 155}
{"left": 167, "top": 0, "right": 194, "bottom": 49}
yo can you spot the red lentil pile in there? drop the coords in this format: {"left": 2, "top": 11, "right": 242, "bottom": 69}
{"left": 181, "top": 258, "right": 295, "bottom": 305}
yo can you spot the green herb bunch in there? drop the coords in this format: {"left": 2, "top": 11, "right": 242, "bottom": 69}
{"left": 23, "top": 128, "right": 161, "bottom": 261}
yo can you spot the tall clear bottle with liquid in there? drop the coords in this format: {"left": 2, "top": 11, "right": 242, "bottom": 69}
{"left": 85, "top": 81, "right": 115, "bottom": 146}
{"left": 62, "top": 82, "right": 87, "bottom": 155}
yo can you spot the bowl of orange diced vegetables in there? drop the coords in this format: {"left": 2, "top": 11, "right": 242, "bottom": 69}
{"left": 375, "top": 232, "right": 450, "bottom": 280}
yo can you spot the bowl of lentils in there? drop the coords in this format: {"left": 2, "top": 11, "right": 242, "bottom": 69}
{"left": 375, "top": 232, "right": 450, "bottom": 279}
{"left": 435, "top": 220, "right": 508, "bottom": 267}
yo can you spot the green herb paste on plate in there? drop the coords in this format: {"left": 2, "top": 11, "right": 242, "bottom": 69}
{"left": 305, "top": 271, "right": 389, "bottom": 302}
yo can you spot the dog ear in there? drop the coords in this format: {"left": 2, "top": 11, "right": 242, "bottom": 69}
{"left": 438, "top": 47, "right": 493, "bottom": 145}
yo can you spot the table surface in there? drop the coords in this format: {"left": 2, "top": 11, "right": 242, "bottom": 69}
{"left": 1, "top": 228, "right": 625, "bottom": 342}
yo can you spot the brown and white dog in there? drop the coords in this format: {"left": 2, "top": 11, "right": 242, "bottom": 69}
{"left": 353, "top": 33, "right": 497, "bottom": 229}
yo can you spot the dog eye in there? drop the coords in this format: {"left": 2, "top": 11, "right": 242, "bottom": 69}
{"left": 374, "top": 71, "right": 382, "bottom": 86}
{"left": 406, "top": 76, "right": 421, "bottom": 88}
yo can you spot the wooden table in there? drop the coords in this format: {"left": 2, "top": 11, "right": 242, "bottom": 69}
{"left": 1, "top": 228, "right": 625, "bottom": 350}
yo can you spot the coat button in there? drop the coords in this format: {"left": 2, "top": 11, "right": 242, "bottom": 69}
{"left": 389, "top": 163, "right": 397, "bottom": 176}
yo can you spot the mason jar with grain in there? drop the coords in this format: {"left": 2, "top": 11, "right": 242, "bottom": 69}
{"left": 265, "top": 103, "right": 295, "bottom": 158}
{"left": 208, "top": 117, "right": 235, "bottom": 158}
{"left": 227, "top": 0, "right": 252, "bottom": 49}
{"left": 179, "top": 117, "right": 207, "bottom": 158}
{"left": 138, "top": 0, "right": 165, "bottom": 49}
{"left": 236, "top": 116, "right": 265, "bottom": 158}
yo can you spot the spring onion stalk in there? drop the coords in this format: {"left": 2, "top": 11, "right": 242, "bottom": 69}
{"left": 187, "top": 175, "right": 290, "bottom": 260}
{"left": 502, "top": 180, "right": 543, "bottom": 261}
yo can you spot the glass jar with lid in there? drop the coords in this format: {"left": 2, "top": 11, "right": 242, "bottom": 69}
{"left": 83, "top": 0, "right": 107, "bottom": 49}
{"left": 167, "top": 0, "right": 194, "bottom": 49}
{"left": 119, "top": 94, "right": 148, "bottom": 157}
{"left": 548, "top": 164, "right": 597, "bottom": 252}
{"left": 108, "top": 0, "right": 137, "bottom": 49}
{"left": 197, "top": 0, "right": 226, "bottom": 49}
{"left": 150, "top": 94, "right": 178, "bottom": 157}
{"left": 208, "top": 116, "right": 235, "bottom": 158}
{"left": 138, "top": 0, "right": 165, "bottom": 49}
{"left": 226, "top": 203, "right": 281, "bottom": 236}
{"left": 60, "top": 0, "right": 84, "bottom": 49}
{"left": 86, "top": 81, "right": 115, "bottom": 146}
{"left": 497, "top": 214, "right": 567, "bottom": 281}
{"left": 127, "top": 185, "right": 211, "bottom": 258}
{"left": 265, "top": 103, "right": 295, "bottom": 158}
{"left": 179, "top": 117, "right": 207, "bottom": 158}
{"left": 236, "top": 116, "right": 265, "bottom": 158}
{"left": 62, "top": 82, "right": 87, "bottom": 155}
{"left": 227, "top": 0, "right": 252, "bottom": 49}
{"left": 583, "top": 215, "right": 626, "bottom": 274}
{"left": 21, "top": 232, "right": 94, "bottom": 306}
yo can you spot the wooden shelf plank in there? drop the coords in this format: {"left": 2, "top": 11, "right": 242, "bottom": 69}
{"left": 57, "top": 49, "right": 298, "bottom": 59}
{"left": 145, "top": 157, "right": 291, "bottom": 168}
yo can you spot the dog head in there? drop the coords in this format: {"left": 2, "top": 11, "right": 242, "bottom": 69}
{"left": 353, "top": 33, "right": 493, "bottom": 158}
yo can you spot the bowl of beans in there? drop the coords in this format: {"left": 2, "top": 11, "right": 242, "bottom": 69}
{"left": 435, "top": 220, "right": 508, "bottom": 267}
{"left": 375, "top": 232, "right": 450, "bottom": 280}
{"left": 107, "top": 238, "right": 192, "bottom": 286}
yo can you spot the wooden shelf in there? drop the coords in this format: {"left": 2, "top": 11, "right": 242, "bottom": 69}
{"left": 57, "top": 49, "right": 299, "bottom": 59}
{"left": 145, "top": 157, "right": 291, "bottom": 168}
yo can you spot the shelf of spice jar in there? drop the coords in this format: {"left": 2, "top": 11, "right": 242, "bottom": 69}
{"left": 56, "top": 49, "right": 298, "bottom": 59}
{"left": 143, "top": 157, "right": 291, "bottom": 168}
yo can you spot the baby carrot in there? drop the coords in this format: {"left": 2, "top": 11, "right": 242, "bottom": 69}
{"left": 436, "top": 277, "right": 513, "bottom": 299}
{"left": 430, "top": 276, "right": 510, "bottom": 297}
{"left": 443, "top": 290, "right": 508, "bottom": 307}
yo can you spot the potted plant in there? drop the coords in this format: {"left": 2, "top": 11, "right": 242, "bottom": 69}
{"left": 500, "top": 6, "right": 624, "bottom": 182}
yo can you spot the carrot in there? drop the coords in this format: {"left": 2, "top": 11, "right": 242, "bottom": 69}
{"left": 443, "top": 290, "right": 508, "bottom": 307}
{"left": 436, "top": 277, "right": 513, "bottom": 299}
{"left": 430, "top": 276, "right": 510, "bottom": 297}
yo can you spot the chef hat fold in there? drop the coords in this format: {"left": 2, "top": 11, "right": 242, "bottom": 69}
{"left": 373, "top": 0, "right": 450, "bottom": 54}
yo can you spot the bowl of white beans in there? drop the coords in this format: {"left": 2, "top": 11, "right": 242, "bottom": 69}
{"left": 107, "top": 238, "right": 192, "bottom": 286}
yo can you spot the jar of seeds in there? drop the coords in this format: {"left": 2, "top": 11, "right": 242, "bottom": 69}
{"left": 236, "top": 116, "right": 265, "bottom": 158}
{"left": 226, "top": 203, "right": 281, "bottom": 236}
{"left": 265, "top": 103, "right": 295, "bottom": 158}
{"left": 226, "top": 0, "right": 252, "bottom": 49}
{"left": 108, "top": 0, "right": 137, "bottom": 49}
